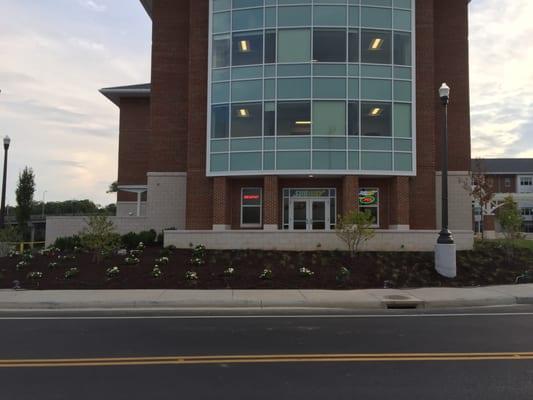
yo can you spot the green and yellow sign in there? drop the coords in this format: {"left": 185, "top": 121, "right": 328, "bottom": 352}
{"left": 358, "top": 190, "right": 378, "bottom": 206}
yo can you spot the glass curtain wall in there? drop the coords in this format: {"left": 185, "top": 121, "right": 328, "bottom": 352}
{"left": 209, "top": 0, "right": 414, "bottom": 174}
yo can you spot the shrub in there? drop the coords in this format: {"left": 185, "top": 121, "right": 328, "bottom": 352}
{"left": 64, "top": 268, "right": 80, "bottom": 279}
{"left": 497, "top": 196, "right": 524, "bottom": 241}
{"left": 121, "top": 230, "right": 157, "bottom": 250}
{"left": 192, "top": 244, "right": 207, "bottom": 260}
{"left": 335, "top": 210, "right": 375, "bottom": 257}
{"left": 53, "top": 235, "right": 82, "bottom": 252}
{"left": 336, "top": 267, "right": 351, "bottom": 283}
{"left": 80, "top": 216, "right": 121, "bottom": 264}
{"left": 106, "top": 266, "right": 120, "bottom": 278}
{"left": 159, "top": 248, "right": 171, "bottom": 257}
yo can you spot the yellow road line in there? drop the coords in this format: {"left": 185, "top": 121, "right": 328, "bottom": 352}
{"left": 1, "top": 352, "right": 533, "bottom": 368}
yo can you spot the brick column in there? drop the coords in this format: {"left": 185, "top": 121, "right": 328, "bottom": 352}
{"left": 390, "top": 177, "right": 410, "bottom": 230}
{"left": 212, "top": 177, "right": 231, "bottom": 230}
{"left": 342, "top": 176, "right": 359, "bottom": 217}
{"left": 263, "top": 176, "right": 279, "bottom": 230}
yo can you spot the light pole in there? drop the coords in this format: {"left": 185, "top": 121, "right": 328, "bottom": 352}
{"left": 0, "top": 135, "right": 11, "bottom": 229}
{"left": 41, "top": 190, "right": 48, "bottom": 218}
{"left": 435, "top": 83, "right": 456, "bottom": 278}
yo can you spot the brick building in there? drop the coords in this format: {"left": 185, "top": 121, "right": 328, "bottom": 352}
{"left": 94, "top": 0, "right": 474, "bottom": 251}
{"left": 472, "top": 159, "right": 533, "bottom": 236}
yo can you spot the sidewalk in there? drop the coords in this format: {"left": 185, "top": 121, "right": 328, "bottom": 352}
{"left": 0, "top": 284, "right": 532, "bottom": 310}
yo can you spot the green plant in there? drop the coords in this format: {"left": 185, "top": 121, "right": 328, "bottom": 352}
{"left": 335, "top": 210, "right": 376, "bottom": 257}
{"left": 48, "top": 262, "right": 59, "bottom": 270}
{"left": 155, "top": 256, "right": 169, "bottom": 265}
{"left": 299, "top": 267, "right": 314, "bottom": 278}
{"left": 120, "top": 230, "right": 157, "bottom": 250}
{"left": 64, "top": 267, "right": 80, "bottom": 279}
{"left": 26, "top": 271, "right": 43, "bottom": 281}
{"left": 192, "top": 244, "right": 207, "bottom": 259}
{"left": 80, "top": 215, "right": 121, "bottom": 264}
{"left": 53, "top": 235, "right": 83, "bottom": 252}
{"left": 185, "top": 271, "right": 199, "bottom": 281}
{"left": 336, "top": 266, "right": 351, "bottom": 283}
{"left": 190, "top": 257, "right": 205, "bottom": 267}
{"left": 15, "top": 166, "right": 36, "bottom": 240}
{"left": 497, "top": 196, "right": 524, "bottom": 241}
{"left": 0, "top": 226, "right": 22, "bottom": 243}
{"left": 106, "top": 266, "right": 120, "bottom": 278}
{"left": 152, "top": 266, "right": 163, "bottom": 279}
{"left": 124, "top": 256, "right": 140, "bottom": 265}
{"left": 16, "top": 261, "right": 30, "bottom": 271}
{"left": 259, "top": 268, "right": 272, "bottom": 280}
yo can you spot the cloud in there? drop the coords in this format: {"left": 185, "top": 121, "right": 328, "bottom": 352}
{"left": 79, "top": 1, "right": 107, "bottom": 12}
{"left": 469, "top": 0, "right": 533, "bottom": 158}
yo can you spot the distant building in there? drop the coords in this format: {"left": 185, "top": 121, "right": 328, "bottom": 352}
{"left": 473, "top": 159, "right": 533, "bottom": 235}
{"left": 46, "top": 0, "right": 474, "bottom": 251}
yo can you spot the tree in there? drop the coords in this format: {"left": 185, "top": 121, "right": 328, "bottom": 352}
{"left": 497, "top": 196, "right": 524, "bottom": 241}
{"left": 107, "top": 181, "right": 118, "bottom": 193}
{"left": 79, "top": 215, "right": 121, "bottom": 264}
{"left": 335, "top": 209, "right": 376, "bottom": 258}
{"left": 15, "top": 167, "right": 36, "bottom": 239}
{"left": 462, "top": 159, "right": 495, "bottom": 239}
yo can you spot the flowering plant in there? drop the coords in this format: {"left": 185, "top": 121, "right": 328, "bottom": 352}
{"left": 152, "top": 266, "right": 163, "bottom": 279}
{"left": 48, "top": 262, "right": 59, "bottom": 270}
{"left": 259, "top": 268, "right": 272, "bottom": 280}
{"left": 27, "top": 271, "right": 43, "bottom": 280}
{"left": 16, "top": 261, "right": 29, "bottom": 271}
{"left": 64, "top": 267, "right": 80, "bottom": 279}
{"left": 223, "top": 267, "right": 235, "bottom": 277}
{"left": 155, "top": 257, "right": 169, "bottom": 265}
{"left": 106, "top": 266, "right": 120, "bottom": 278}
{"left": 190, "top": 257, "right": 205, "bottom": 266}
{"left": 124, "top": 256, "right": 140, "bottom": 265}
{"left": 137, "top": 242, "right": 145, "bottom": 251}
{"left": 299, "top": 267, "right": 315, "bottom": 278}
{"left": 185, "top": 271, "right": 199, "bottom": 281}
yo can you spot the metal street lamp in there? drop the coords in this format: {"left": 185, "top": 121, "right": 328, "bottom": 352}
{"left": 435, "top": 83, "right": 456, "bottom": 278}
{"left": 0, "top": 135, "right": 11, "bottom": 229}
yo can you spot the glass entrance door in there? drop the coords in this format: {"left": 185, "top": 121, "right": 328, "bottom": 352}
{"left": 290, "top": 199, "right": 330, "bottom": 230}
{"left": 292, "top": 200, "right": 308, "bottom": 230}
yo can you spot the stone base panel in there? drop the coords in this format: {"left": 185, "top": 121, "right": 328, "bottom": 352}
{"left": 436, "top": 171, "right": 472, "bottom": 231}
{"left": 164, "top": 230, "right": 474, "bottom": 252}
{"left": 116, "top": 201, "right": 147, "bottom": 217}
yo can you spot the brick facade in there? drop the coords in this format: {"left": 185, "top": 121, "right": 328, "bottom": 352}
{"left": 110, "top": 0, "right": 472, "bottom": 236}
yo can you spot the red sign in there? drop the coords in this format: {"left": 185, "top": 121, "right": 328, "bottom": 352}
{"left": 243, "top": 195, "right": 260, "bottom": 200}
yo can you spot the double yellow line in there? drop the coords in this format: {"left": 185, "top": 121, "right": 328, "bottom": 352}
{"left": 1, "top": 352, "right": 533, "bottom": 368}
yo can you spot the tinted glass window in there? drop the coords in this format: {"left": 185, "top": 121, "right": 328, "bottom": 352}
{"left": 231, "top": 103, "right": 263, "bottom": 137}
{"left": 232, "top": 31, "right": 263, "bottom": 66}
{"left": 277, "top": 101, "right": 311, "bottom": 136}
{"left": 313, "top": 29, "right": 346, "bottom": 62}
{"left": 211, "top": 105, "right": 229, "bottom": 138}
{"left": 361, "top": 30, "right": 391, "bottom": 64}
{"left": 394, "top": 32, "right": 411, "bottom": 66}
{"left": 213, "top": 34, "right": 230, "bottom": 68}
{"left": 361, "top": 102, "right": 392, "bottom": 136}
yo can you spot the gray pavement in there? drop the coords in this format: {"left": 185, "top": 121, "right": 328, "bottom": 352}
{"left": 0, "top": 284, "right": 532, "bottom": 310}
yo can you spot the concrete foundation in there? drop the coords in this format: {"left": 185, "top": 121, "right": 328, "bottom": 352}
{"left": 164, "top": 230, "right": 474, "bottom": 252}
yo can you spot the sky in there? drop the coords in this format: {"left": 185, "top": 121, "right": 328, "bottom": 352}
{"left": 0, "top": 0, "right": 532, "bottom": 206}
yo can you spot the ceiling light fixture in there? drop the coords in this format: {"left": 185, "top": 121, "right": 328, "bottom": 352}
{"left": 295, "top": 121, "right": 312, "bottom": 125}
{"left": 238, "top": 108, "right": 250, "bottom": 118}
{"left": 369, "top": 107, "right": 383, "bottom": 117}
{"left": 239, "top": 40, "right": 250, "bottom": 52}
{"left": 369, "top": 38, "right": 384, "bottom": 50}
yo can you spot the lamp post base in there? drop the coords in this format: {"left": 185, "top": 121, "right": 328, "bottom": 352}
{"left": 435, "top": 243, "right": 457, "bottom": 278}
{"left": 437, "top": 228, "right": 454, "bottom": 244}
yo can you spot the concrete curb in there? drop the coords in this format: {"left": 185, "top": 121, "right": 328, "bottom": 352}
{"left": 0, "top": 285, "right": 532, "bottom": 311}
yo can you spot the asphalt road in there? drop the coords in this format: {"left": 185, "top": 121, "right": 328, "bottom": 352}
{"left": 1, "top": 306, "right": 533, "bottom": 399}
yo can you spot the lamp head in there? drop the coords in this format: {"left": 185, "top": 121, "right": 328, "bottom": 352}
{"left": 439, "top": 83, "right": 450, "bottom": 105}
{"left": 3, "top": 136, "right": 10, "bottom": 150}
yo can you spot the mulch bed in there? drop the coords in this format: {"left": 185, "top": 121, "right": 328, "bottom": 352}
{"left": 1, "top": 243, "right": 532, "bottom": 290}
